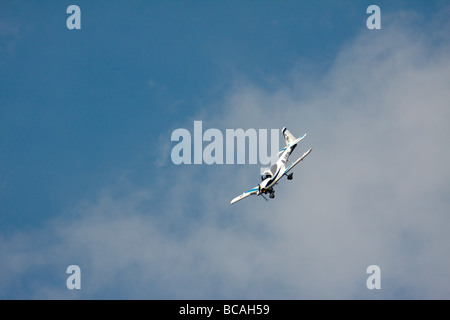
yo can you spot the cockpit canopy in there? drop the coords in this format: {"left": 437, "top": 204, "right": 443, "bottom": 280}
{"left": 261, "top": 163, "right": 278, "bottom": 180}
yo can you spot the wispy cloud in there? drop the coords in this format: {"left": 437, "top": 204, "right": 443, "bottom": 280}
{"left": 0, "top": 21, "right": 19, "bottom": 53}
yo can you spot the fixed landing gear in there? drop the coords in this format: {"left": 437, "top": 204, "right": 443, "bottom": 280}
{"left": 260, "top": 187, "right": 275, "bottom": 200}
{"left": 287, "top": 173, "right": 293, "bottom": 180}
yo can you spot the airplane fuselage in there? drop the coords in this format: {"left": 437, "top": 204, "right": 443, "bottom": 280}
{"left": 229, "top": 127, "right": 311, "bottom": 205}
{"left": 259, "top": 144, "right": 295, "bottom": 194}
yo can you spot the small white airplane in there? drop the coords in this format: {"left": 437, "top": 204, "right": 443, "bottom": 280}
{"left": 230, "top": 127, "right": 312, "bottom": 205}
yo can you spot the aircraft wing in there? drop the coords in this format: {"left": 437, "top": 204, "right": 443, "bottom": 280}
{"left": 230, "top": 186, "right": 259, "bottom": 205}
{"left": 283, "top": 148, "right": 312, "bottom": 176}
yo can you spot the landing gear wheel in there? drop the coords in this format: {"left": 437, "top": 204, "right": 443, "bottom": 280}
{"left": 287, "top": 173, "right": 293, "bottom": 180}
{"left": 269, "top": 192, "right": 275, "bottom": 199}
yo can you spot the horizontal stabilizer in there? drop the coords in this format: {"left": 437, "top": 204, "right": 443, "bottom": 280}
{"left": 282, "top": 127, "right": 306, "bottom": 148}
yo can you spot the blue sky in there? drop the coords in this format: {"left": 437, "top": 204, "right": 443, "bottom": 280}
{"left": 1, "top": 1, "right": 450, "bottom": 299}
{"left": 1, "top": 0, "right": 366, "bottom": 231}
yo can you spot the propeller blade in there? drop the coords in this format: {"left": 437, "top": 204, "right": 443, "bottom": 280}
{"left": 261, "top": 194, "right": 269, "bottom": 201}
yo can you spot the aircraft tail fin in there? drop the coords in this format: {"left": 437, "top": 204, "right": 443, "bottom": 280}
{"left": 281, "top": 127, "right": 307, "bottom": 148}
{"left": 282, "top": 127, "right": 296, "bottom": 147}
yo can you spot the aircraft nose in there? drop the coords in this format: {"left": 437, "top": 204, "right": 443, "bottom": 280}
{"left": 260, "top": 179, "right": 269, "bottom": 189}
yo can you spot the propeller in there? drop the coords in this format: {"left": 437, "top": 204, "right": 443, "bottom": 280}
{"left": 261, "top": 194, "right": 269, "bottom": 201}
